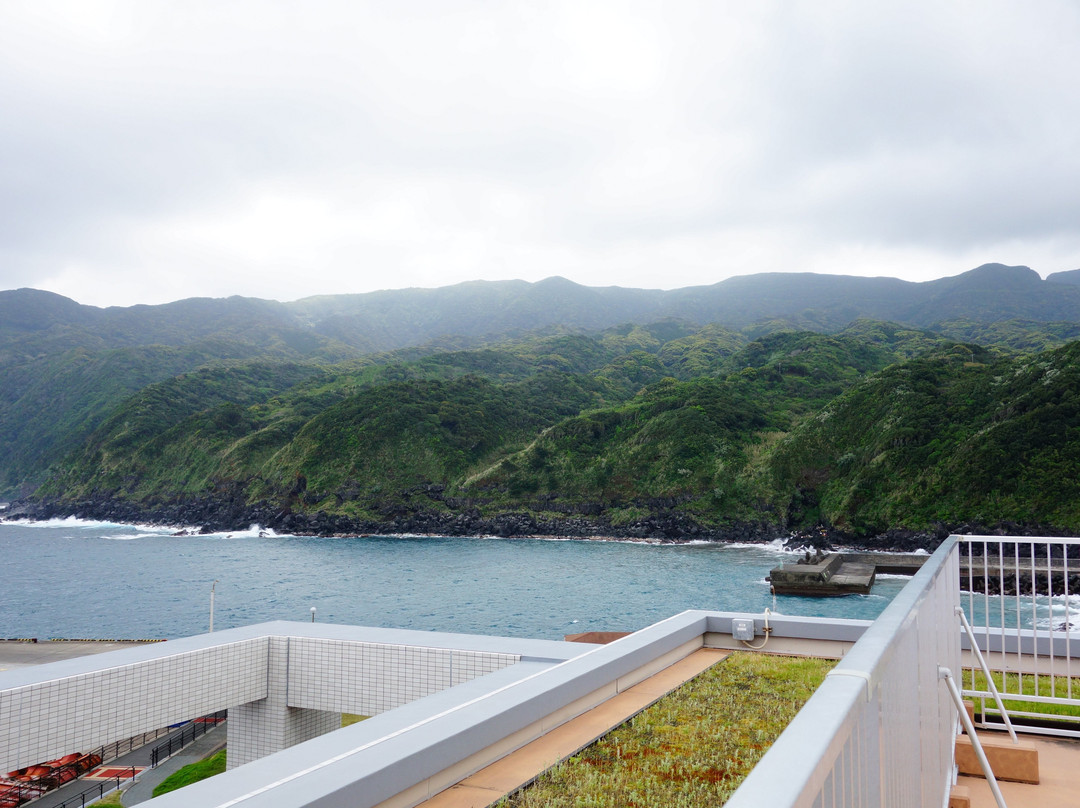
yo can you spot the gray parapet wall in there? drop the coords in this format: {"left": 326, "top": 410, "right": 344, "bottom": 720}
{"left": 0, "top": 613, "right": 878, "bottom": 808}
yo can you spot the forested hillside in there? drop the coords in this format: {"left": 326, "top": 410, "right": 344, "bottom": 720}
{"left": 5, "top": 264, "right": 1080, "bottom": 547}
{"left": 770, "top": 342, "right": 1080, "bottom": 532}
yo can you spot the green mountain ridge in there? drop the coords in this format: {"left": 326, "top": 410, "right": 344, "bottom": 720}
{"left": 7, "top": 263, "right": 1080, "bottom": 356}
{"left": 5, "top": 264, "right": 1080, "bottom": 542}
{"left": 19, "top": 320, "right": 1080, "bottom": 542}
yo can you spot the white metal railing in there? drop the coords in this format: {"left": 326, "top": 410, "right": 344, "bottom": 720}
{"left": 724, "top": 535, "right": 961, "bottom": 808}
{"left": 959, "top": 535, "right": 1080, "bottom": 738}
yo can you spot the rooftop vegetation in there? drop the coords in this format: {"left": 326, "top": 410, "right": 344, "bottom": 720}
{"left": 499, "top": 651, "right": 835, "bottom": 808}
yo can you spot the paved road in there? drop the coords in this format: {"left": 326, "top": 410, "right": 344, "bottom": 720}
{"left": 120, "top": 723, "right": 227, "bottom": 806}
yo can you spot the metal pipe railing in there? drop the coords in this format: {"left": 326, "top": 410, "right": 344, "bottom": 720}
{"left": 956, "top": 605, "right": 1018, "bottom": 743}
{"left": 959, "top": 535, "right": 1080, "bottom": 738}
{"left": 54, "top": 766, "right": 137, "bottom": 808}
{"left": 940, "top": 667, "right": 1007, "bottom": 808}
{"left": 150, "top": 712, "right": 227, "bottom": 767}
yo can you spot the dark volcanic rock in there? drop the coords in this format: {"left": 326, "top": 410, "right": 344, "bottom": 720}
{"left": 7, "top": 496, "right": 1069, "bottom": 552}
{"left": 8, "top": 494, "right": 787, "bottom": 544}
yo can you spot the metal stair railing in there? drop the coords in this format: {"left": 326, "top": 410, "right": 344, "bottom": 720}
{"left": 149, "top": 712, "right": 226, "bottom": 767}
{"left": 940, "top": 666, "right": 1008, "bottom": 808}
{"left": 956, "top": 605, "right": 1019, "bottom": 744}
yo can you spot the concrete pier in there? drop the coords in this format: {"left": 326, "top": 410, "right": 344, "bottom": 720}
{"left": 768, "top": 553, "right": 877, "bottom": 596}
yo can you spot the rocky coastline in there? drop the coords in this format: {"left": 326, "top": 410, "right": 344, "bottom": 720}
{"left": 1, "top": 493, "right": 1038, "bottom": 554}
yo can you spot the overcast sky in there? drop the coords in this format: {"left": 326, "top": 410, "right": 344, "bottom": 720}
{"left": 1, "top": 1, "right": 1078, "bottom": 307}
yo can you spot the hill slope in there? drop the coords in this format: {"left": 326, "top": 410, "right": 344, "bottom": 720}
{"left": 21, "top": 325, "right": 1080, "bottom": 545}
{"left": 7, "top": 264, "right": 1080, "bottom": 543}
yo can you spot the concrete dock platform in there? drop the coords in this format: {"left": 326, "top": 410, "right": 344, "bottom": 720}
{"left": 768, "top": 553, "right": 877, "bottom": 596}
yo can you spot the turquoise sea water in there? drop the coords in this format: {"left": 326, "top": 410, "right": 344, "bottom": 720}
{"left": 0, "top": 519, "right": 911, "bottom": 641}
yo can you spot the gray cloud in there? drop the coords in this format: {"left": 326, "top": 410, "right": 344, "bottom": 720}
{"left": 0, "top": 0, "right": 1078, "bottom": 306}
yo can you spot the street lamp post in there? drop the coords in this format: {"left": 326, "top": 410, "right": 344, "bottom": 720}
{"left": 310, "top": 606, "right": 316, "bottom": 623}
{"left": 210, "top": 580, "right": 219, "bottom": 633}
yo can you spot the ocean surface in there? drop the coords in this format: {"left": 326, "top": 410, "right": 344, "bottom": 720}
{"left": 0, "top": 518, "right": 915, "bottom": 641}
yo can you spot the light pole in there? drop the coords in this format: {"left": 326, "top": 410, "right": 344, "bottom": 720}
{"left": 310, "top": 606, "right": 317, "bottom": 623}
{"left": 210, "top": 580, "right": 219, "bottom": 633}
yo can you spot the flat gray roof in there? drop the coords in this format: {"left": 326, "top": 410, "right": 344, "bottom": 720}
{"left": 0, "top": 620, "right": 592, "bottom": 690}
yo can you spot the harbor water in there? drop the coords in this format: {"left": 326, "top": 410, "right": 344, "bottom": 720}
{"left": 1, "top": 518, "right": 912, "bottom": 640}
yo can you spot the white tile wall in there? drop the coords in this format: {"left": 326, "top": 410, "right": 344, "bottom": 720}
{"left": 285, "top": 637, "right": 517, "bottom": 715}
{"left": 0, "top": 638, "right": 268, "bottom": 772}
{"left": 0, "top": 632, "right": 519, "bottom": 772}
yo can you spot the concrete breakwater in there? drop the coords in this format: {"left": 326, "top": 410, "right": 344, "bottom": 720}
{"left": 770, "top": 551, "right": 1080, "bottom": 598}
{"left": 767, "top": 552, "right": 930, "bottom": 596}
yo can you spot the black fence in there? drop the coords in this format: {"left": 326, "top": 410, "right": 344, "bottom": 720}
{"left": 94, "top": 726, "right": 173, "bottom": 768}
{"left": 150, "top": 712, "right": 227, "bottom": 767}
{"left": 0, "top": 764, "right": 135, "bottom": 808}
{"left": 52, "top": 766, "right": 137, "bottom": 808}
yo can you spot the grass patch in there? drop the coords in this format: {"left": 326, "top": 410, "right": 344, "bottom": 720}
{"left": 152, "top": 749, "right": 226, "bottom": 797}
{"left": 342, "top": 713, "right": 369, "bottom": 727}
{"left": 499, "top": 651, "right": 835, "bottom": 808}
{"left": 963, "top": 669, "right": 1080, "bottom": 721}
{"left": 94, "top": 791, "right": 125, "bottom": 806}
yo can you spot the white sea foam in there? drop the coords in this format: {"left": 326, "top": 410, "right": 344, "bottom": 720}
{"left": 192, "top": 524, "right": 282, "bottom": 540}
{"left": 724, "top": 539, "right": 793, "bottom": 554}
{"left": 8, "top": 518, "right": 295, "bottom": 541}
{"left": 7, "top": 516, "right": 132, "bottom": 529}
{"left": 10, "top": 516, "right": 182, "bottom": 533}
{"left": 101, "top": 531, "right": 172, "bottom": 541}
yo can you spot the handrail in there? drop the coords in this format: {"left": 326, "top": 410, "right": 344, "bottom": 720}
{"left": 956, "top": 605, "right": 1017, "bottom": 743}
{"left": 91, "top": 724, "right": 174, "bottom": 768}
{"left": 0, "top": 724, "right": 182, "bottom": 808}
{"left": 959, "top": 534, "right": 1080, "bottom": 546}
{"left": 940, "top": 667, "right": 1007, "bottom": 808}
